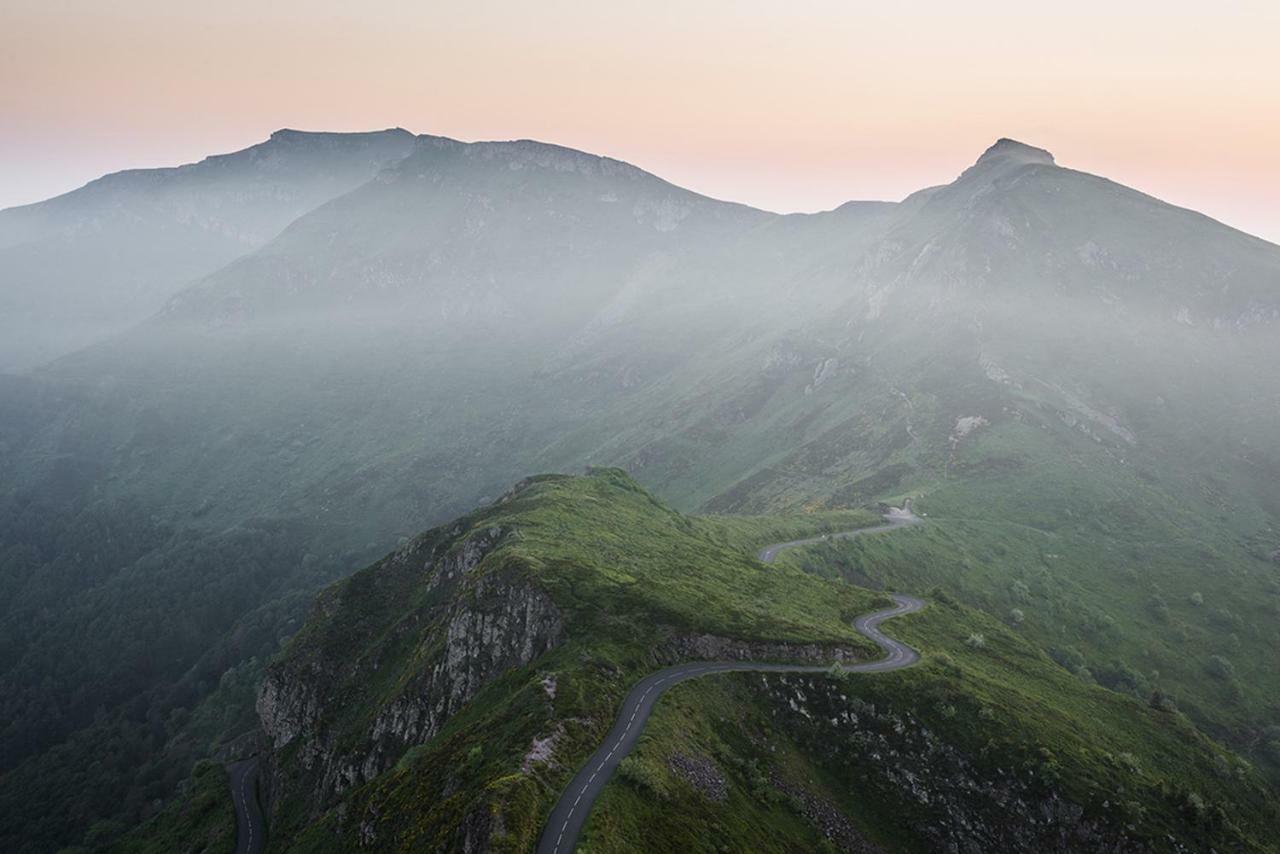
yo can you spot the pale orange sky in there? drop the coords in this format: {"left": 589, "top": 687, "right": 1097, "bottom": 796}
{"left": 3, "top": 0, "right": 1278, "bottom": 242}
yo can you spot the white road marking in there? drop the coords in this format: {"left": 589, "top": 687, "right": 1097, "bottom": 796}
{"left": 540, "top": 521, "right": 924, "bottom": 854}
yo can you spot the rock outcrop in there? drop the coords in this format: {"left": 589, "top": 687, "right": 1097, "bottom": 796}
{"left": 756, "top": 673, "right": 1166, "bottom": 853}
{"left": 257, "top": 523, "right": 563, "bottom": 820}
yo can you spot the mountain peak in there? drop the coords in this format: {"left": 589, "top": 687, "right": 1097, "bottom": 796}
{"left": 267, "top": 127, "right": 414, "bottom": 143}
{"left": 973, "top": 138, "right": 1055, "bottom": 169}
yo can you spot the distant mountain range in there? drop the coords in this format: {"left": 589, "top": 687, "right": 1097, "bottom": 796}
{"left": 0, "top": 128, "right": 416, "bottom": 371}
{"left": 1, "top": 130, "right": 1278, "bottom": 852}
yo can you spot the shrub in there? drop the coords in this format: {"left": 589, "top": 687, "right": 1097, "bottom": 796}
{"left": 930, "top": 651, "right": 962, "bottom": 678}
{"left": 1182, "top": 791, "right": 1208, "bottom": 823}
{"left": 1115, "top": 751, "right": 1142, "bottom": 774}
{"left": 1206, "top": 655, "right": 1235, "bottom": 680}
{"left": 929, "top": 587, "right": 957, "bottom": 606}
{"left": 1209, "top": 608, "right": 1243, "bottom": 631}
{"left": 1189, "top": 591, "right": 1204, "bottom": 607}
{"left": 1212, "top": 755, "right": 1232, "bottom": 779}
{"left": 1149, "top": 688, "right": 1177, "bottom": 712}
{"left": 617, "top": 756, "right": 671, "bottom": 799}
{"left": 964, "top": 632, "right": 986, "bottom": 650}
{"left": 1009, "top": 607, "right": 1025, "bottom": 626}
{"left": 1049, "top": 646, "right": 1086, "bottom": 671}
{"left": 1147, "top": 594, "right": 1170, "bottom": 622}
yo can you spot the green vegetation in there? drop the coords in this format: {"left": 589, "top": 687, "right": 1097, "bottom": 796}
{"left": 207, "top": 470, "right": 1277, "bottom": 852}
{"left": 6, "top": 128, "right": 1280, "bottom": 851}
{"left": 0, "top": 488, "right": 323, "bottom": 853}
{"left": 498, "top": 471, "right": 883, "bottom": 646}
{"left": 586, "top": 586, "right": 1278, "bottom": 852}
{"left": 778, "top": 415, "right": 1280, "bottom": 782}
{"left": 106, "top": 760, "right": 235, "bottom": 854}
{"left": 256, "top": 470, "right": 885, "bottom": 852}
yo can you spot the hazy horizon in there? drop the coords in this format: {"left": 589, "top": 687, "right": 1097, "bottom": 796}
{"left": 3, "top": 0, "right": 1278, "bottom": 243}
{"left": 3, "top": 6, "right": 1280, "bottom": 851}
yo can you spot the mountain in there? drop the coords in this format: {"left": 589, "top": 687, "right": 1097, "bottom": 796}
{"left": 2, "top": 133, "right": 1279, "bottom": 851}
{"left": 187, "top": 471, "right": 1280, "bottom": 851}
{"left": 0, "top": 128, "right": 417, "bottom": 370}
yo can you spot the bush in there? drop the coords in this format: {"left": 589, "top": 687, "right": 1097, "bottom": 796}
{"left": 1049, "top": 646, "right": 1086, "bottom": 671}
{"left": 1149, "top": 688, "right": 1177, "bottom": 713}
{"left": 964, "top": 633, "right": 986, "bottom": 650}
{"left": 1008, "top": 608, "right": 1025, "bottom": 626}
{"left": 1114, "top": 751, "right": 1142, "bottom": 774}
{"left": 617, "top": 755, "right": 671, "bottom": 799}
{"left": 1189, "top": 591, "right": 1204, "bottom": 607}
{"left": 1209, "top": 608, "right": 1243, "bottom": 631}
{"left": 1182, "top": 791, "right": 1208, "bottom": 823}
{"left": 1147, "top": 594, "right": 1170, "bottom": 622}
{"left": 1206, "top": 655, "right": 1235, "bottom": 680}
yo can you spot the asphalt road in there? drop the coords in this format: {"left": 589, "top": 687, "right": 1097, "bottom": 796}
{"left": 228, "top": 507, "right": 923, "bottom": 854}
{"left": 536, "top": 509, "right": 925, "bottom": 854}
{"left": 228, "top": 756, "right": 264, "bottom": 854}
{"left": 757, "top": 500, "right": 921, "bottom": 564}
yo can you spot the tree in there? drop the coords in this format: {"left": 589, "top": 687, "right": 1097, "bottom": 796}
{"left": 1149, "top": 688, "right": 1176, "bottom": 713}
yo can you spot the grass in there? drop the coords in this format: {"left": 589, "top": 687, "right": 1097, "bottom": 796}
{"left": 775, "top": 416, "right": 1280, "bottom": 781}
{"left": 585, "top": 590, "right": 1279, "bottom": 852}
{"left": 245, "top": 468, "right": 1280, "bottom": 852}
{"left": 108, "top": 760, "right": 235, "bottom": 854}
{"left": 259, "top": 469, "right": 887, "bottom": 852}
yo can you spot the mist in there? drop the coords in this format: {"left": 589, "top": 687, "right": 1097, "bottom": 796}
{"left": 3, "top": 129, "right": 1280, "bottom": 852}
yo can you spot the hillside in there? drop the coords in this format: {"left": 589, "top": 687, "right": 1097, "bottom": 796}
{"left": 0, "top": 128, "right": 416, "bottom": 370}
{"left": 2, "top": 133, "right": 1279, "bottom": 850}
{"left": 197, "top": 472, "right": 1280, "bottom": 851}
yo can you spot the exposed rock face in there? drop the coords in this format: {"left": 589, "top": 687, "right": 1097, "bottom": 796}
{"left": 756, "top": 674, "right": 1164, "bottom": 853}
{"left": 522, "top": 723, "right": 566, "bottom": 773}
{"left": 669, "top": 753, "right": 728, "bottom": 802}
{"left": 768, "top": 769, "right": 884, "bottom": 853}
{"left": 257, "top": 524, "right": 563, "bottom": 820}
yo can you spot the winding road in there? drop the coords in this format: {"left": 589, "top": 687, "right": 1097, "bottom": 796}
{"left": 757, "top": 500, "right": 921, "bottom": 563}
{"left": 228, "top": 756, "right": 264, "bottom": 854}
{"left": 536, "top": 507, "right": 925, "bottom": 854}
{"left": 227, "top": 507, "right": 923, "bottom": 854}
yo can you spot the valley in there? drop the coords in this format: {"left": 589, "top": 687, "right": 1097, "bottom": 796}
{"left": 1, "top": 130, "right": 1278, "bottom": 851}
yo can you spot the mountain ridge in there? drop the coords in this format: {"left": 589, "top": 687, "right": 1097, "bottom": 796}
{"left": 3, "top": 131, "right": 1280, "bottom": 852}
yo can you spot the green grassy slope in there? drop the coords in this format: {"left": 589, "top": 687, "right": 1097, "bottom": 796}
{"left": 587, "top": 595, "right": 1278, "bottom": 852}
{"left": 262, "top": 470, "right": 884, "bottom": 851}
{"left": 223, "top": 471, "right": 1278, "bottom": 851}
{"left": 778, "top": 416, "right": 1280, "bottom": 779}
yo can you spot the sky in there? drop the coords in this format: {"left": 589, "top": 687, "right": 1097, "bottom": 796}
{"left": 3, "top": 0, "right": 1278, "bottom": 242}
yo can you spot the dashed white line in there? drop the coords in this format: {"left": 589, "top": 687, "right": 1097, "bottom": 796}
{"left": 538, "top": 582, "right": 922, "bottom": 854}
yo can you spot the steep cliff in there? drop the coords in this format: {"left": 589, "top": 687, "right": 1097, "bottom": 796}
{"left": 248, "top": 472, "right": 1278, "bottom": 852}
{"left": 252, "top": 471, "right": 885, "bottom": 849}
{"left": 257, "top": 521, "right": 565, "bottom": 823}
